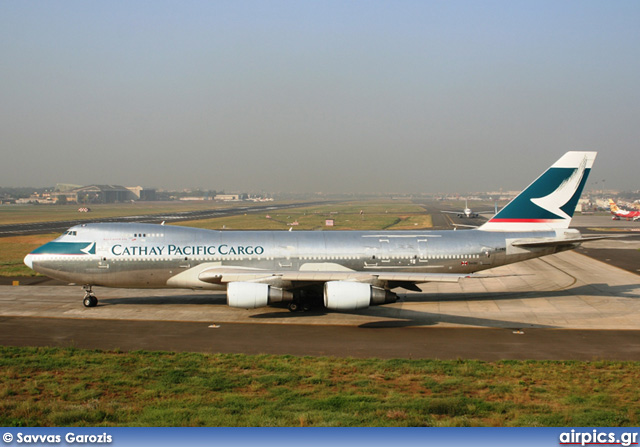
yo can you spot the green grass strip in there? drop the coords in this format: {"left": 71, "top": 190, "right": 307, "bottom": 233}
{"left": 1, "top": 346, "right": 638, "bottom": 427}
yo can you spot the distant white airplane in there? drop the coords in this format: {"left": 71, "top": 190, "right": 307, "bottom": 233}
{"left": 26, "top": 151, "right": 607, "bottom": 312}
{"left": 442, "top": 199, "right": 496, "bottom": 218}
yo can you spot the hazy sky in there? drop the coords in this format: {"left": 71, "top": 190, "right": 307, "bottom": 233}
{"left": 1, "top": 1, "right": 639, "bottom": 193}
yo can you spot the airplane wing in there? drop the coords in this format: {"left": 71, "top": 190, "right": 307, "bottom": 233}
{"left": 510, "top": 234, "right": 630, "bottom": 248}
{"left": 198, "top": 266, "right": 468, "bottom": 285}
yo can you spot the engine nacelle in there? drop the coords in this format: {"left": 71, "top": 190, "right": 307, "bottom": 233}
{"left": 323, "top": 281, "right": 397, "bottom": 311}
{"left": 227, "top": 282, "right": 292, "bottom": 309}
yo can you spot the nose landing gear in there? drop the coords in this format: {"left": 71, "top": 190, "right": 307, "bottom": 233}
{"left": 82, "top": 285, "right": 98, "bottom": 307}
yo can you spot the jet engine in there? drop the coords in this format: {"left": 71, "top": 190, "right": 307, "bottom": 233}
{"left": 227, "top": 282, "right": 292, "bottom": 309}
{"left": 323, "top": 281, "right": 397, "bottom": 311}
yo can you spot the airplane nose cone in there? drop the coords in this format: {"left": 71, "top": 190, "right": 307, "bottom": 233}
{"left": 24, "top": 254, "right": 34, "bottom": 269}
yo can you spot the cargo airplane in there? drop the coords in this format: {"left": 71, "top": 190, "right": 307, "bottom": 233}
{"left": 25, "top": 152, "right": 604, "bottom": 312}
{"left": 608, "top": 199, "right": 640, "bottom": 221}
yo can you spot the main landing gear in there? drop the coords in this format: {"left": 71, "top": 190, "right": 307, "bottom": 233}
{"left": 82, "top": 285, "right": 98, "bottom": 308}
{"left": 287, "top": 291, "right": 316, "bottom": 312}
{"left": 288, "top": 301, "right": 311, "bottom": 312}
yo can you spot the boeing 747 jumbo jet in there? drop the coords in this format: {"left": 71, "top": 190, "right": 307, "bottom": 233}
{"left": 25, "top": 152, "right": 603, "bottom": 312}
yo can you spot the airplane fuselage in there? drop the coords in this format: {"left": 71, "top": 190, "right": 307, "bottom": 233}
{"left": 27, "top": 222, "right": 579, "bottom": 290}
{"left": 612, "top": 210, "right": 640, "bottom": 221}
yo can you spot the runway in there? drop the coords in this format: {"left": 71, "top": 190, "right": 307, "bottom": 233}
{"left": 2, "top": 245, "right": 640, "bottom": 360}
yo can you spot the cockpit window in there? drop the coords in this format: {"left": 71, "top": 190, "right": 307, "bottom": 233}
{"left": 64, "top": 230, "right": 77, "bottom": 236}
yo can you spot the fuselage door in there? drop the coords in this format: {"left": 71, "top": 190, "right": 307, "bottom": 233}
{"left": 98, "top": 257, "right": 109, "bottom": 269}
{"left": 378, "top": 238, "right": 391, "bottom": 263}
{"left": 480, "top": 246, "right": 493, "bottom": 265}
{"left": 417, "top": 238, "right": 428, "bottom": 262}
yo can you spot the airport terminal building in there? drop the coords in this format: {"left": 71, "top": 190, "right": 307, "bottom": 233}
{"left": 51, "top": 185, "right": 156, "bottom": 204}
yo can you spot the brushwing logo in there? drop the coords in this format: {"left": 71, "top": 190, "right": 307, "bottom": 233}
{"left": 80, "top": 242, "right": 96, "bottom": 255}
{"left": 530, "top": 154, "right": 588, "bottom": 220}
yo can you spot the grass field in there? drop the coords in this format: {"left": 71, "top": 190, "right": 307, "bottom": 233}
{"left": 178, "top": 201, "right": 431, "bottom": 231}
{"left": 1, "top": 346, "right": 638, "bottom": 427}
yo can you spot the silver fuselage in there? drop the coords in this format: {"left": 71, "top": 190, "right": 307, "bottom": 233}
{"left": 27, "top": 222, "right": 581, "bottom": 290}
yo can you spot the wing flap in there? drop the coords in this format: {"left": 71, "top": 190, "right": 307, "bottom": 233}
{"left": 373, "top": 272, "right": 469, "bottom": 283}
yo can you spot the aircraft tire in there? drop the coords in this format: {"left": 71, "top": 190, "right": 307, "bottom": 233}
{"left": 288, "top": 302, "right": 300, "bottom": 312}
{"left": 83, "top": 295, "right": 98, "bottom": 308}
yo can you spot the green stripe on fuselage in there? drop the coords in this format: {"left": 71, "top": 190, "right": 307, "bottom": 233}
{"left": 31, "top": 242, "right": 95, "bottom": 255}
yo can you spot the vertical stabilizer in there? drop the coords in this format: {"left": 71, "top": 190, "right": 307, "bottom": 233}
{"left": 479, "top": 151, "right": 597, "bottom": 231}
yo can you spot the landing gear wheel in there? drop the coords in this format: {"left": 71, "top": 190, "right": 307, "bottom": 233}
{"left": 82, "top": 285, "right": 97, "bottom": 308}
{"left": 83, "top": 295, "right": 98, "bottom": 307}
{"left": 288, "top": 301, "right": 300, "bottom": 312}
